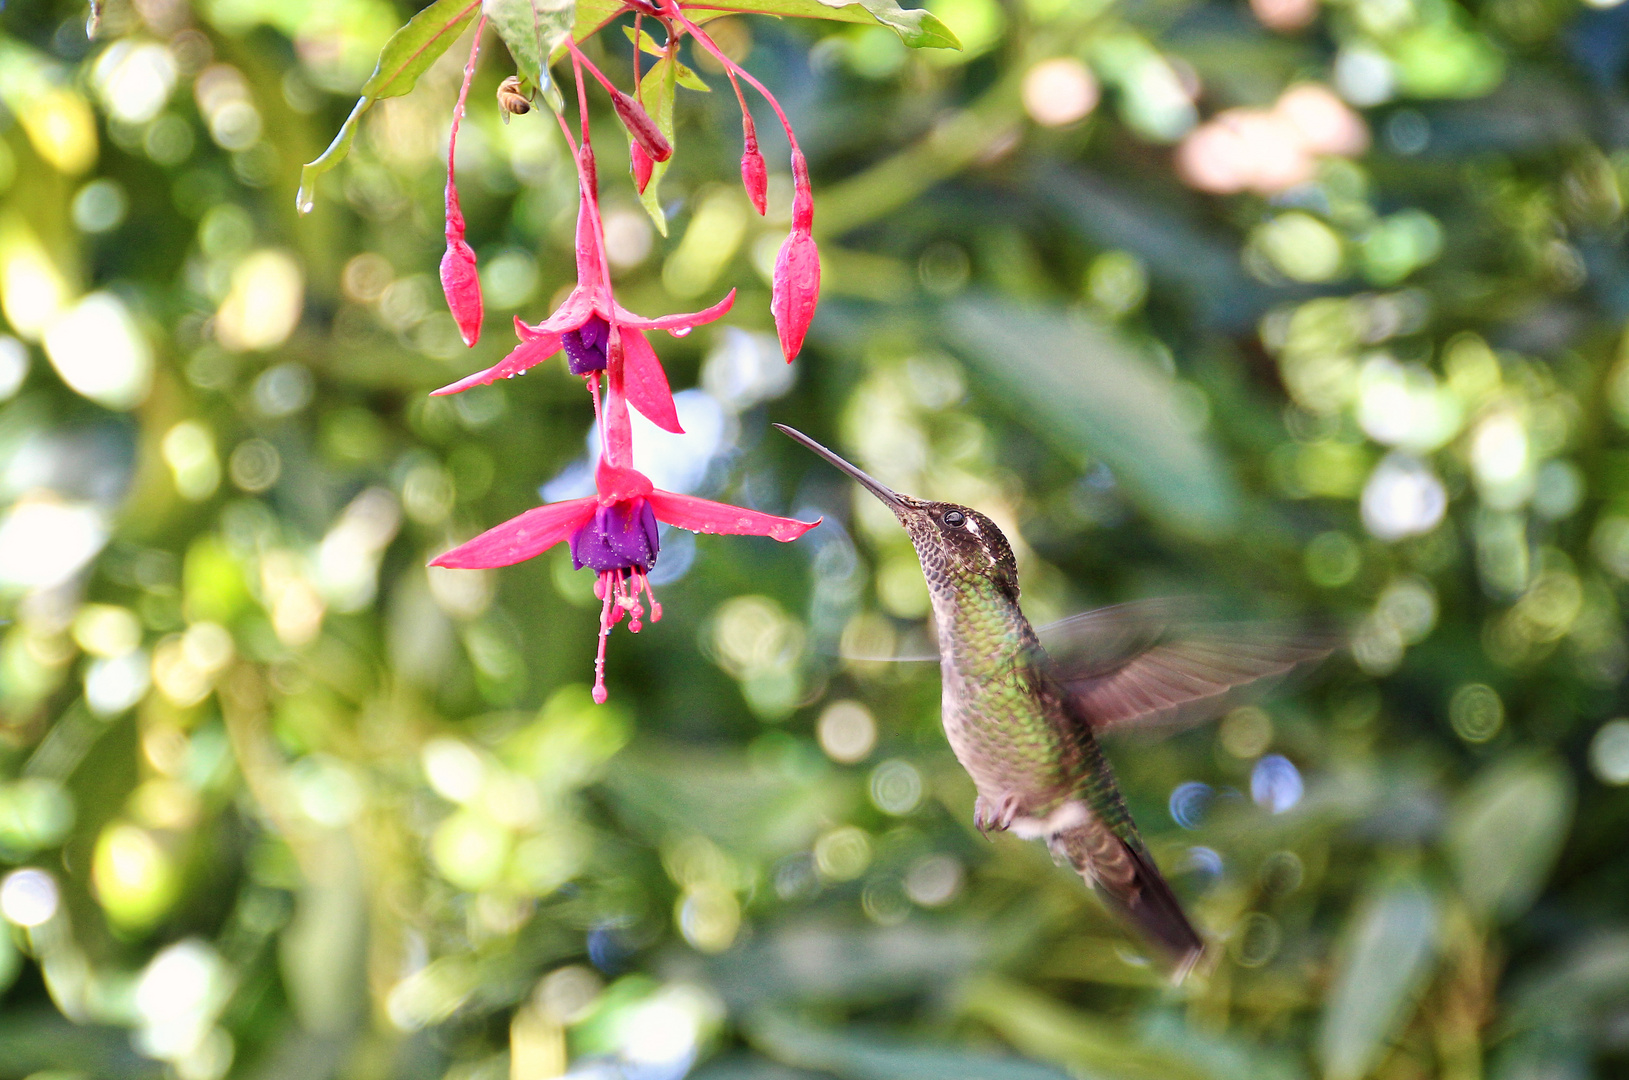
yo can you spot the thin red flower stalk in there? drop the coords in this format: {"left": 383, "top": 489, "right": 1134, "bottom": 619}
{"left": 663, "top": 1, "right": 820, "bottom": 361}
{"left": 569, "top": 52, "right": 635, "bottom": 468}
{"left": 441, "top": 16, "right": 487, "bottom": 349}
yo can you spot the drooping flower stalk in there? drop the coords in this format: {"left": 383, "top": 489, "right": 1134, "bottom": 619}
{"left": 441, "top": 16, "right": 488, "bottom": 349}
{"left": 665, "top": 1, "right": 820, "bottom": 361}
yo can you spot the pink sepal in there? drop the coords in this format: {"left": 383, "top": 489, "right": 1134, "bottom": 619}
{"left": 431, "top": 320, "right": 563, "bottom": 396}
{"left": 430, "top": 498, "right": 597, "bottom": 569}
{"left": 528, "top": 288, "right": 598, "bottom": 335}
{"left": 622, "top": 329, "right": 683, "bottom": 433}
{"left": 647, "top": 490, "right": 820, "bottom": 541}
{"left": 616, "top": 288, "right": 736, "bottom": 333}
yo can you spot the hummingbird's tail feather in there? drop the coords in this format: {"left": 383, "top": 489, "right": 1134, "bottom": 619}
{"left": 1051, "top": 824, "right": 1205, "bottom": 981}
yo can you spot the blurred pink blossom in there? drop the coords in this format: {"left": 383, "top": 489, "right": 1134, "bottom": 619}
{"left": 1176, "top": 82, "right": 1367, "bottom": 196}
{"left": 1250, "top": 0, "right": 1318, "bottom": 32}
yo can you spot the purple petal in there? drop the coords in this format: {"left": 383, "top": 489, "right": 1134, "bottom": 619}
{"left": 569, "top": 498, "right": 659, "bottom": 572}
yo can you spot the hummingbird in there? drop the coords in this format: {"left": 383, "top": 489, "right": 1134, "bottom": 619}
{"left": 776, "top": 425, "right": 1334, "bottom": 979}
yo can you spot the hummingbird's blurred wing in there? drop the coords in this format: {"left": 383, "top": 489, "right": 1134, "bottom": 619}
{"left": 1037, "top": 600, "right": 1339, "bottom": 735}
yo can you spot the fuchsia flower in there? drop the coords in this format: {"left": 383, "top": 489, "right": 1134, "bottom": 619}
{"left": 431, "top": 183, "right": 733, "bottom": 436}
{"left": 433, "top": 456, "right": 818, "bottom": 702}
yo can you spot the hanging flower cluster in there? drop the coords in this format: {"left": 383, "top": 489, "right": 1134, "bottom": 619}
{"left": 430, "top": 3, "right": 823, "bottom": 363}
{"left": 427, "top": 8, "right": 825, "bottom": 702}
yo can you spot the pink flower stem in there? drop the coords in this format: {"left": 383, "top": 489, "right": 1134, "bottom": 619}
{"left": 557, "top": 56, "right": 634, "bottom": 468}
{"left": 632, "top": 13, "right": 644, "bottom": 94}
{"left": 664, "top": 2, "right": 798, "bottom": 153}
{"left": 446, "top": 15, "right": 488, "bottom": 233}
{"left": 588, "top": 371, "right": 609, "bottom": 462}
{"left": 568, "top": 37, "right": 625, "bottom": 101}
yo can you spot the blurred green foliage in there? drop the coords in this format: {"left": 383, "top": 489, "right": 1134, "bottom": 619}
{"left": 0, "top": 0, "right": 1628, "bottom": 1077}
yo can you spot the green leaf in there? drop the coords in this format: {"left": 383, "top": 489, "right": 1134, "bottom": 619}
{"left": 632, "top": 56, "right": 678, "bottom": 236}
{"left": 1447, "top": 753, "right": 1575, "bottom": 922}
{"left": 958, "top": 976, "right": 1219, "bottom": 1080}
{"left": 675, "top": 63, "right": 712, "bottom": 91}
{"left": 1319, "top": 883, "right": 1441, "bottom": 1080}
{"left": 745, "top": 1008, "right": 1074, "bottom": 1080}
{"left": 624, "top": 24, "right": 666, "bottom": 55}
{"left": 623, "top": 26, "right": 711, "bottom": 89}
{"left": 705, "top": 922, "right": 989, "bottom": 1007}
{"left": 569, "top": 0, "right": 627, "bottom": 40}
{"left": 689, "top": 0, "right": 959, "bottom": 48}
{"left": 484, "top": 0, "right": 577, "bottom": 109}
{"left": 296, "top": 0, "right": 482, "bottom": 213}
{"left": 945, "top": 297, "right": 1241, "bottom": 539}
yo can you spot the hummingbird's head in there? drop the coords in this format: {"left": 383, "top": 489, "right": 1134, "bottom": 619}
{"left": 774, "top": 425, "right": 1020, "bottom": 600}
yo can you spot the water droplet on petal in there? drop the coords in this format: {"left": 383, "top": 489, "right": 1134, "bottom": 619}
{"left": 671, "top": 326, "right": 692, "bottom": 338}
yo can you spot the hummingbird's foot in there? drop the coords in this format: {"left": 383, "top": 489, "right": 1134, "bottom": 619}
{"left": 974, "top": 793, "right": 1022, "bottom": 835}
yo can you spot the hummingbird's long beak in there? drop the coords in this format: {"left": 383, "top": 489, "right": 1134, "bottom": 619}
{"left": 773, "top": 424, "right": 907, "bottom": 511}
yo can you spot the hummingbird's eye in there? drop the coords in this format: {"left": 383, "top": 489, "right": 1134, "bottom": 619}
{"left": 942, "top": 510, "right": 966, "bottom": 528}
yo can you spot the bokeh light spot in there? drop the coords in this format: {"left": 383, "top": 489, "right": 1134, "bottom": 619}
{"left": 1449, "top": 683, "right": 1504, "bottom": 743}
{"left": 1023, "top": 58, "right": 1099, "bottom": 127}
{"left": 817, "top": 699, "right": 877, "bottom": 763}
{"left": 0, "top": 868, "right": 59, "bottom": 927}
{"left": 1251, "top": 755, "right": 1303, "bottom": 813}
{"left": 1590, "top": 719, "right": 1629, "bottom": 785}
{"left": 869, "top": 759, "right": 923, "bottom": 815}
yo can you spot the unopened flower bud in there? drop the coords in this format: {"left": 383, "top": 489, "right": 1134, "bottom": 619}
{"left": 771, "top": 230, "right": 818, "bottom": 363}
{"left": 770, "top": 149, "right": 818, "bottom": 362}
{"left": 741, "top": 123, "right": 767, "bottom": 216}
{"left": 441, "top": 184, "right": 482, "bottom": 348}
{"left": 611, "top": 89, "right": 672, "bottom": 163}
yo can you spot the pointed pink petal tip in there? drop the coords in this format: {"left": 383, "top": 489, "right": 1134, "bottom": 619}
{"left": 618, "top": 289, "right": 736, "bottom": 334}
{"left": 431, "top": 329, "right": 564, "bottom": 396}
{"left": 621, "top": 328, "right": 684, "bottom": 434}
